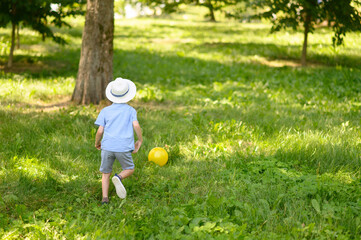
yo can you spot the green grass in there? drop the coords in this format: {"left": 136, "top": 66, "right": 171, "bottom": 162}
{"left": 1, "top": 14, "right": 361, "bottom": 239}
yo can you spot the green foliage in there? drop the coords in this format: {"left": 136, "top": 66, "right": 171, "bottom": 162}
{"left": 0, "top": 0, "right": 84, "bottom": 44}
{"left": 141, "top": 0, "right": 238, "bottom": 21}
{"left": 1, "top": 16, "right": 361, "bottom": 239}
{"left": 232, "top": 0, "right": 361, "bottom": 64}
{"left": 252, "top": 0, "right": 361, "bottom": 46}
{"left": 190, "top": 0, "right": 239, "bottom": 21}
{"left": 135, "top": 0, "right": 182, "bottom": 15}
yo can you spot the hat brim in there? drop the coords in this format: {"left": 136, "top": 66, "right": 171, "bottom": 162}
{"left": 105, "top": 79, "right": 136, "bottom": 103}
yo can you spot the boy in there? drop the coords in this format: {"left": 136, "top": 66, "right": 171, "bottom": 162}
{"left": 94, "top": 77, "right": 143, "bottom": 204}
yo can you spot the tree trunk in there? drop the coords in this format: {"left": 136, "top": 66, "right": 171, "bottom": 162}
{"left": 301, "top": 12, "right": 311, "bottom": 66}
{"left": 16, "top": 24, "right": 20, "bottom": 49}
{"left": 207, "top": 3, "right": 216, "bottom": 22}
{"left": 16, "top": 23, "right": 20, "bottom": 49}
{"left": 72, "top": 0, "right": 114, "bottom": 104}
{"left": 7, "top": 22, "right": 16, "bottom": 68}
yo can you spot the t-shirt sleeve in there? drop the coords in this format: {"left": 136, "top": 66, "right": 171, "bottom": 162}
{"left": 131, "top": 108, "right": 138, "bottom": 122}
{"left": 95, "top": 110, "right": 106, "bottom": 127}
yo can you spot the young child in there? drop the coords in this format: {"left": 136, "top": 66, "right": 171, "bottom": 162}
{"left": 94, "top": 77, "right": 143, "bottom": 204}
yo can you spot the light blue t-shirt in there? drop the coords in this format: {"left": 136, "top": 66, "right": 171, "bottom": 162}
{"left": 95, "top": 103, "right": 138, "bottom": 152}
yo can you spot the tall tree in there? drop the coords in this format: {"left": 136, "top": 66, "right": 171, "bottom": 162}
{"left": 193, "top": 0, "right": 237, "bottom": 21}
{"left": 141, "top": 0, "right": 237, "bottom": 21}
{"left": 72, "top": 0, "right": 114, "bottom": 104}
{"left": 251, "top": 0, "right": 361, "bottom": 65}
{"left": 0, "top": 0, "right": 83, "bottom": 68}
{"left": 141, "top": 0, "right": 182, "bottom": 14}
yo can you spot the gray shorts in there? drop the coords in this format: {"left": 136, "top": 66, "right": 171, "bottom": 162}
{"left": 100, "top": 150, "right": 134, "bottom": 173}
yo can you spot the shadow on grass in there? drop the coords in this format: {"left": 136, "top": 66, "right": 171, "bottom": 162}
{"left": 0, "top": 48, "right": 80, "bottom": 78}
{"left": 112, "top": 48, "right": 361, "bottom": 100}
{"left": 112, "top": 21, "right": 361, "bottom": 69}
{"left": 0, "top": 28, "right": 80, "bottom": 77}
{"left": 194, "top": 41, "right": 361, "bottom": 69}
{"left": 1, "top": 21, "right": 360, "bottom": 77}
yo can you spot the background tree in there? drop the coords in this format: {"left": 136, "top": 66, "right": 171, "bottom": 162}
{"left": 141, "top": 0, "right": 237, "bottom": 21}
{"left": 192, "top": 0, "right": 237, "bottom": 21}
{"left": 141, "top": 0, "right": 182, "bottom": 15}
{"left": 251, "top": 0, "right": 361, "bottom": 65}
{"left": 72, "top": 0, "right": 114, "bottom": 104}
{"left": 114, "top": 0, "right": 127, "bottom": 17}
{"left": 0, "top": 0, "right": 84, "bottom": 68}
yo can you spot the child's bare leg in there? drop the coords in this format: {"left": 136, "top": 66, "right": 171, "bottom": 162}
{"left": 102, "top": 173, "right": 111, "bottom": 200}
{"left": 119, "top": 169, "right": 134, "bottom": 180}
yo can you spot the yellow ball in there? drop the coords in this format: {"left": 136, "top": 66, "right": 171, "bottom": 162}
{"left": 148, "top": 147, "right": 168, "bottom": 166}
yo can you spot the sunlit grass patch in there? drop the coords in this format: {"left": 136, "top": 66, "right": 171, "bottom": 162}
{"left": 272, "top": 124, "right": 361, "bottom": 171}
{"left": 0, "top": 74, "right": 74, "bottom": 105}
{"left": 10, "top": 156, "right": 48, "bottom": 179}
{"left": 321, "top": 170, "right": 358, "bottom": 184}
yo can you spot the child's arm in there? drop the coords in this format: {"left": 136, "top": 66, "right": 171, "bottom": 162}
{"left": 132, "top": 121, "right": 143, "bottom": 153}
{"left": 95, "top": 126, "right": 104, "bottom": 150}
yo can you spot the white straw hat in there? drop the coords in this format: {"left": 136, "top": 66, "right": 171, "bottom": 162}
{"left": 105, "top": 77, "right": 136, "bottom": 103}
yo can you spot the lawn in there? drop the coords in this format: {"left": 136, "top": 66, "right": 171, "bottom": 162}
{"left": 1, "top": 14, "right": 361, "bottom": 239}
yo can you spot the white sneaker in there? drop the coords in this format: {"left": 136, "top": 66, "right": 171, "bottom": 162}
{"left": 112, "top": 174, "right": 126, "bottom": 199}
